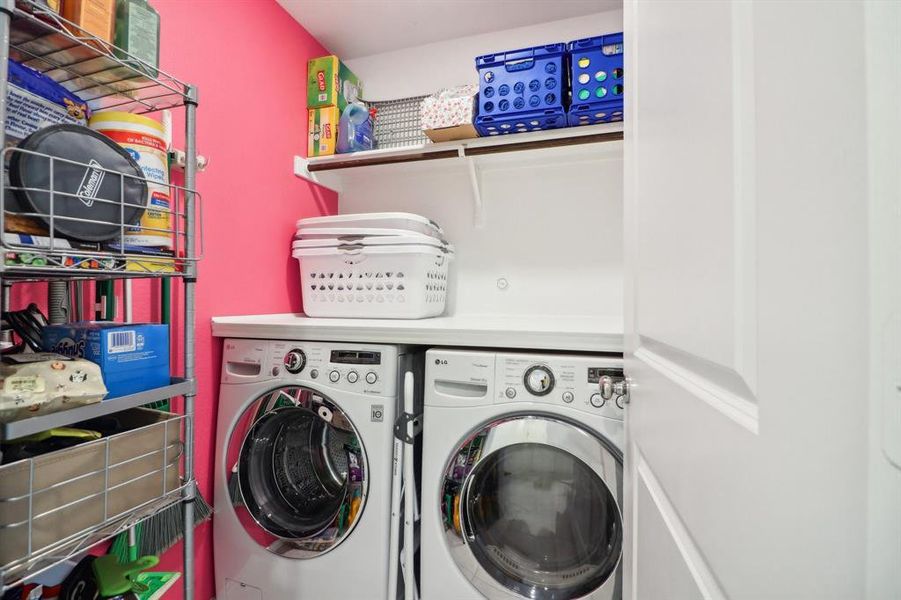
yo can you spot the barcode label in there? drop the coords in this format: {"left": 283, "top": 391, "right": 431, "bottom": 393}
{"left": 108, "top": 330, "right": 136, "bottom": 353}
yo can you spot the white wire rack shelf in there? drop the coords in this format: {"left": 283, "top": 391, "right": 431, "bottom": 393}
{"left": 0, "top": 146, "right": 202, "bottom": 279}
{"left": 0, "top": 409, "right": 187, "bottom": 590}
{"left": 8, "top": 0, "right": 191, "bottom": 114}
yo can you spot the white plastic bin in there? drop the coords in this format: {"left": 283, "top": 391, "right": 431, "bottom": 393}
{"left": 292, "top": 232, "right": 449, "bottom": 250}
{"left": 294, "top": 244, "right": 453, "bottom": 319}
{"left": 296, "top": 212, "right": 443, "bottom": 237}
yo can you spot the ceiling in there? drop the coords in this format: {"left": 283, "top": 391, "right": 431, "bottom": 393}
{"left": 276, "top": 0, "right": 615, "bottom": 59}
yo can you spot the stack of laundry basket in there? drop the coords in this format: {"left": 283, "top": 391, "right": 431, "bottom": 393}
{"left": 292, "top": 212, "right": 454, "bottom": 319}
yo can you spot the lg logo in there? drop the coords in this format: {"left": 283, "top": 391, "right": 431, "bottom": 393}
{"left": 434, "top": 359, "right": 448, "bottom": 365}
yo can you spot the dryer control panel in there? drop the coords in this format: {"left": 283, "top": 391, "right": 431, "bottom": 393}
{"left": 221, "top": 339, "right": 398, "bottom": 397}
{"left": 496, "top": 352, "right": 624, "bottom": 421}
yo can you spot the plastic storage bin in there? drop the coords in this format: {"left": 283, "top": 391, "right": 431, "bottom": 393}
{"left": 474, "top": 43, "right": 568, "bottom": 136}
{"left": 568, "top": 33, "right": 624, "bottom": 126}
{"left": 293, "top": 244, "right": 453, "bottom": 319}
{"left": 297, "top": 212, "right": 443, "bottom": 237}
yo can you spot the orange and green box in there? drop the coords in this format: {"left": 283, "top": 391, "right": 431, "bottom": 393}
{"left": 307, "top": 55, "right": 362, "bottom": 111}
{"left": 308, "top": 106, "right": 340, "bottom": 157}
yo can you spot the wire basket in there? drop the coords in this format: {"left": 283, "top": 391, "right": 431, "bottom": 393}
{"left": 1, "top": 145, "right": 203, "bottom": 278}
{"left": 0, "top": 408, "right": 185, "bottom": 588}
{"left": 368, "top": 96, "right": 430, "bottom": 149}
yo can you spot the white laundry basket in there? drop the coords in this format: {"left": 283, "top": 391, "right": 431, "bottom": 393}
{"left": 296, "top": 212, "right": 443, "bottom": 237}
{"left": 294, "top": 244, "right": 453, "bottom": 319}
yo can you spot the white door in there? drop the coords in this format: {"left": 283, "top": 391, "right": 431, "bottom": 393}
{"left": 623, "top": 1, "right": 900, "bottom": 599}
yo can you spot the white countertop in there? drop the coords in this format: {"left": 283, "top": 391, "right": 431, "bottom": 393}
{"left": 211, "top": 313, "right": 623, "bottom": 353}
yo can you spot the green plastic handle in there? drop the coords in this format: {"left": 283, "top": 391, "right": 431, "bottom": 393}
{"left": 92, "top": 554, "right": 160, "bottom": 596}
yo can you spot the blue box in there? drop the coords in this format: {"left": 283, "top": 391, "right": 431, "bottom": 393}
{"left": 567, "top": 33, "right": 624, "bottom": 126}
{"left": 42, "top": 322, "right": 170, "bottom": 399}
{"left": 474, "top": 43, "right": 568, "bottom": 136}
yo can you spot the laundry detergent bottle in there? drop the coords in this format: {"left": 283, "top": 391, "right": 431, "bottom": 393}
{"left": 336, "top": 102, "right": 374, "bottom": 154}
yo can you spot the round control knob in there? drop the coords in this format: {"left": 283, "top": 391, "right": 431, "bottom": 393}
{"left": 329, "top": 370, "right": 340, "bottom": 383}
{"left": 562, "top": 391, "right": 574, "bottom": 403}
{"left": 523, "top": 365, "right": 555, "bottom": 396}
{"left": 283, "top": 349, "right": 306, "bottom": 374}
{"left": 347, "top": 371, "right": 359, "bottom": 384}
{"left": 505, "top": 387, "right": 517, "bottom": 399}
{"left": 590, "top": 393, "right": 605, "bottom": 408}
{"left": 365, "top": 371, "right": 378, "bottom": 384}
{"left": 310, "top": 369, "right": 319, "bottom": 379}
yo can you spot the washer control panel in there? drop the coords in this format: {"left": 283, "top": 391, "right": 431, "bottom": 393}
{"left": 496, "top": 353, "right": 624, "bottom": 421}
{"left": 221, "top": 339, "right": 397, "bottom": 397}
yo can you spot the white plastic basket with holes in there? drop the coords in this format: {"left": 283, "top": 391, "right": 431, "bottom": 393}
{"left": 292, "top": 243, "right": 454, "bottom": 319}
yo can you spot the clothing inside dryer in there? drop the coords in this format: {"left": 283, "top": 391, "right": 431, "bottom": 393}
{"left": 464, "top": 442, "right": 622, "bottom": 599}
{"left": 236, "top": 388, "right": 365, "bottom": 542}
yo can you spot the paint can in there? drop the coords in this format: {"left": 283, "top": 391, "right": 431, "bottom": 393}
{"left": 89, "top": 111, "right": 172, "bottom": 249}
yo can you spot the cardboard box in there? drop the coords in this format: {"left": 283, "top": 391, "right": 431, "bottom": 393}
{"left": 42, "top": 322, "right": 170, "bottom": 398}
{"left": 307, "top": 55, "right": 362, "bottom": 111}
{"left": 308, "top": 106, "right": 340, "bottom": 157}
{"left": 421, "top": 85, "right": 480, "bottom": 143}
{"left": 62, "top": 0, "right": 115, "bottom": 43}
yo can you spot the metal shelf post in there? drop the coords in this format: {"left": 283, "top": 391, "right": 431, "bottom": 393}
{"left": 182, "top": 84, "right": 198, "bottom": 600}
{"left": 0, "top": 0, "right": 11, "bottom": 317}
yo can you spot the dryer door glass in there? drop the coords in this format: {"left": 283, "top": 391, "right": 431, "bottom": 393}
{"left": 226, "top": 386, "right": 367, "bottom": 559}
{"left": 443, "top": 415, "right": 622, "bottom": 599}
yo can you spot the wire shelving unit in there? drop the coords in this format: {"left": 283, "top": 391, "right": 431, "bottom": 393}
{"left": 0, "top": 0, "right": 200, "bottom": 595}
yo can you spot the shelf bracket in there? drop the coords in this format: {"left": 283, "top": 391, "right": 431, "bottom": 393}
{"left": 294, "top": 155, "right": 341, "bottom": 194}
{"left": 461, "top": 149, "right": 485, "bottom": 228}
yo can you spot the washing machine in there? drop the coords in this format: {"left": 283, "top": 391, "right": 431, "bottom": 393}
{"left": 214, "top": 338, "right": 416, "bottom": 600}
{"left": 421, "top": 349, "right": 624, "bottom": 600}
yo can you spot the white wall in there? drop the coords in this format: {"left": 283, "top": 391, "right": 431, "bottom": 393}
{"left": 866, "top": 1, "right": 901, "bottom": 597}
{"left": 336, "top": 143, "right": 623, "bottom": 321}
{"left": 347, "top": 11, "right": 623, "bottom": 99}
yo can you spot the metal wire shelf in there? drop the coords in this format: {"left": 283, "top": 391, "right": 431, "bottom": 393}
{"left": 0, "top": 146, "right": 202, "bottom": 279}
{"left": 0, "top": 378, "right": 194, "bottom": 441}
{"left": 8, "top": 0, "right": 192, "bottom": 114}
{"left": 0, "top": 2, "right": 200, "bottom": 595}
{"left": 0, "top": 409, "right": 187, "bottom": 590}
{"left": 0, "top": 483, "right": 188, "bottom": 590}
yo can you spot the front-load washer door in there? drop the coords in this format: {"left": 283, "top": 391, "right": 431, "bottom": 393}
{"left": 441, "top": 415, "right": 622, "bottom": 600}
{"left": 225, "top": 385, "right": 367, "bottom": 559}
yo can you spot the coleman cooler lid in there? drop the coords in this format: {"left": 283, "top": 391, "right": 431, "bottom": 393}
{"left": 9, "top": 124, "right": 147, "bottom": 242}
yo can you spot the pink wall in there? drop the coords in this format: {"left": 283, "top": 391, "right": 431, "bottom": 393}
{"left": 151, "top": 2, "right": 336, "bottom": 598}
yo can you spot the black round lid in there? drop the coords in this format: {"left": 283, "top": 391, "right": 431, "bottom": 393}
{"left": 9, "top": 124, "right": 147, "bottom": 242}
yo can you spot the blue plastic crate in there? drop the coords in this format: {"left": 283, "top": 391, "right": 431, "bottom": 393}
{"left": 474, "top": 43, "right": 568, "bottom": 136}
{"left": 567, "top": 33, "right": 624, "bottom": 126}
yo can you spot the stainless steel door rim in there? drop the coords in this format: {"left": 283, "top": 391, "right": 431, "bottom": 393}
{"left": 441, "top": 414, "right": 623, "bottom": 599}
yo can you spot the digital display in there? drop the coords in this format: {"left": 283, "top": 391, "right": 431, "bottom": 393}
{"left": 331, "top": 350, "right": 381, "bottom": 365}
{"left": 588, "top": 367, "right": 623, "bottom": 384}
